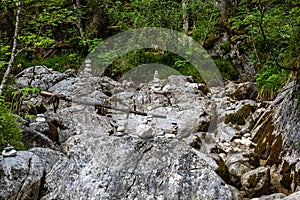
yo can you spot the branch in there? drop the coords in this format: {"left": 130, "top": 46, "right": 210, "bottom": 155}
{"left": 40, "top": 91, "right": 167, "bottom": 119}
{"left": 0, "top": 0, "right": 21, "bottom": 96}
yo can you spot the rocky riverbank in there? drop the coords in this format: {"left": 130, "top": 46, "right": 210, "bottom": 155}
{"left": 1, "top": 66, "right": 299, "bottom": 199}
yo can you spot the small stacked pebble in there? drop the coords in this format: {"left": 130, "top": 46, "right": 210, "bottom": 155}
{"left": 1, "top": 146, "right": 17, "bottom": 157}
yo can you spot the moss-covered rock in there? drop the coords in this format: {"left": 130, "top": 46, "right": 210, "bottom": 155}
{"left": 203, "top": 32, "right": 221, "bottom": 50}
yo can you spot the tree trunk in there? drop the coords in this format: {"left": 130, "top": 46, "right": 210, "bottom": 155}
{"left": 220, "top": 0, "right": 228, "bottom": 23}
{"left": 0, "top": 0, "right": 21, "bottom": 96}
{"left": 182, "top": 0, "right": 189, "bottom": 34}
{"left": 74, "top": 0, "right": 84, "bottom": 39}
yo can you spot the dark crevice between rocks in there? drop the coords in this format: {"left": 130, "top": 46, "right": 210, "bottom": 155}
{"left": 214, "top": 157, "right": 230, "bottom": 184}
{"left": 38, "top": 171, "right": 48, "bottom": 199}
{"left": 125, "top": 175, "right": 137, "bottom": 198}
{"left": 46, "top": 119, "right": 61, "bottom": 144}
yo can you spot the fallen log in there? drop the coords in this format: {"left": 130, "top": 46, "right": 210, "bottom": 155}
{"left": 40, "top": 91, "right": 167, "bottom": 118}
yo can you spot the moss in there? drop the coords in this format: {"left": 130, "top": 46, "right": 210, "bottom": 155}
{"left": 214, "top": 58, "right": 239, "bottom": 80}
{"left": 247, "top": 173, "right": 263, "bottom": 188}
{"left": 220, "top": 41, "right": 231, "bottom": 52}
{"left": 266, "top": 135, "right": 283, "bottom": 166}
{"left": 244, "top": 153, "right": 260, "bottom": 168}
{"left": 203, "top": 32, "right": 221, "bottom": 49}
{"left": 214, "top": 157, "right": 230, "bottom": 184}
{"left": 189, "top": 136, "right": 202, "bottom": 150}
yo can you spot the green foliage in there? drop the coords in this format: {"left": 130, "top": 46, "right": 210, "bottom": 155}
{"left": 105, "top": 50, "right": 204, "bottom": 82}
{"left": 214, "top": 58, "right": 238, "bottom": 80}
{"left": 0, "top": 97, "right": 24, "bottom": 151}
{"left": 256, "top": 65, "right": 288, "bottom": 100}
{"left": 14, "top": 54, "right": 81, "bottom": 72}
{"left": 173, "top": 56, "right": 203, "bottom": 82}
{"left": 0, "top": 0, "right": 299, "bottom": 102}
{"left": 107, "top": 0, "right": 183, "bottom": 30}
{"left": 190, "top": 1, "right": 220, "bottom": 43}
{"left": 220, "top": 41, "right": 231, "bottom": 52}
{"left": 227, "top": 0, "right": 300, "bottom": 98}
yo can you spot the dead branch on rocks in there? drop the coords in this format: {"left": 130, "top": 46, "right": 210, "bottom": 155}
{"left": 40, "top": 91, "right": 167, "bottom": 118}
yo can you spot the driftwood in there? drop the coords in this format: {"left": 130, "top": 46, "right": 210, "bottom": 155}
{"left": 40, "top": 91, "right": 167, "bottom": 118}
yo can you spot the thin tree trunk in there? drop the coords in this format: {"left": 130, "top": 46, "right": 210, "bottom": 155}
{"left": 0, "top": 0, "right": 21, "bottom": 96}
{"left": 220, "top": 0, "right": 228, "bottom": 23}
{"left": 182, "top": 0, "right": 189, "bottom": 34}
{"left": 73, "top": 0, "right": 85, "bottom": 41}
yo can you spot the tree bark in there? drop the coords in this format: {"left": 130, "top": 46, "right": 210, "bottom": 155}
{"left": 73, "top": 0, "right": 85, "bottom": 41}
{"left": 220, "top": 0, "right": 228, "bottom": 23}
{"left": 0, "top": 0, "right": 21, "bottom": 96}
{"left": 182, "top": 0, "right": 189, "bottom": 34}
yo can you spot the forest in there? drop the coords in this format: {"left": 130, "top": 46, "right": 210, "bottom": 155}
{"left": 0, "top": 0, "right": 299, "bottom": 149}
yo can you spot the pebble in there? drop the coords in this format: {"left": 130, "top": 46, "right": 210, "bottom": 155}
{"left": 36, "top": 117, "right": 46, "bottom": 122}
{"left": 243, "top": 133, "right": 251, "bottom": 138}
{"left": 234, "top": 139, "right": 242, "bottom": 144}
{"left": 224, "top": 146, "right": 233, "bottom": 153}
{"left": 2, "top": 146, "right": 17, "bottom": 157}
{"left": 117, "top": 126, "right": 126, "bottom": 132}
{"left": 165, "top": 134, "right": 176, "bottom": 139}
{"left": 223, "top": 142, "right": 231, "bottom": 147}
{"left": 240, "top": 138, "right": 252, "bottom": 146}
{"left": 241, "top": 128, "right": 250, "bottom": 134}
{"left": 136, "top": 124, "right": 153, "bottom": 139}
{"left": 156, "top": 131, "right": 165, "bottom": 137}
{"left": 233, "top": 147, "right": 241, "bottom": 152}
{"left": 115, "top": 131, "right": 126, "bottom": 137}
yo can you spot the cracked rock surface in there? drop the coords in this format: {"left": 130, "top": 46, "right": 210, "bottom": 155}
{"left": 2, "top": 66, "right": 299, "bottom": 200}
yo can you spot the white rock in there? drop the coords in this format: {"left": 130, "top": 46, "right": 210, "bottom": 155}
{"left": 234, "top": 139, "right": 242, "bottom": 144}
{"left": 136, "top": 124, "right": 153, "bottom": 139}
{"left": 241, "top": 128, "right": 249, "bottom": 134}
{"left": 2, "top": 148, "right": 17, "bottom": 157}
{"left": 240, "top": 138, "right": 252, "bottom": 146}
{"left": 36, "top": 117, "right": 46, "bottom": 122}
{"left": 223, "top": 142, "right": 231, "bottom": 147}
{"left": 165, "top": 133, "right": 176, "bottom": 138}
{"left": 233, "top": 147, "right": 241, "bottom": 152}
{"left": 219, "top": 153, "right": 227, "bottom": 161}
{"left": 117, "top": 126, "right": 126, "bottom": 132}
{"left": 156, "top": 131, "right": 165, "bottom": 137}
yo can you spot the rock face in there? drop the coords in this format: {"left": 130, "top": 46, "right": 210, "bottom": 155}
{"left": 38, "top": 73, "right": 235, "bottom": 199}
{"left": 15, "top": 66, "right": 76, "bottom": 91}
{"left": 240, "top": 166, "right": 271, "bottom": 198}
{"left": 7, "top": 65, "right": 300, "bottom": 199}
{"left": 0, "top": 148, "right": 63, "bottom": 200}
{"left": 43, "top": 138, "right": 234, "bottom": 199}
{"left": 204, "top": 32, "right": 256, "bottom": 82}
{"left": 253, "top": 81, "right": 300, "bottom": 194}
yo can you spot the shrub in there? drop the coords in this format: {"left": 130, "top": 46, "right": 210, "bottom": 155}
{"left": 0, "top": 98, "right": 24, "bottom": 151}
{"left": 256, "top": 65, "right": 288, "bottom": 100}
{"left": 214, "top": 58, "right": 238, "bottom": 80}
{"left": 13, "top": 54, "right": 81, "bottom": 72}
